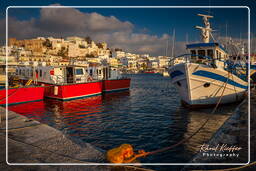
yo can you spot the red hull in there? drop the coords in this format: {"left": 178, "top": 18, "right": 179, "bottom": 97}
{"left": 102, "top": 79, "right": 131, "bottom": 92}
{"left": 0, "top": 87, "right": 45, "bottom": 105}
{"left": 44, "top": 81, "right": 102, "bottom": 100}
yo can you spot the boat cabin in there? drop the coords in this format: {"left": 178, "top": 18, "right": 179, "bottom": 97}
{"left": 16, "top": 64, "right": 122, "bottom": 84}
{"left": 186, "top": 42, "right": 229, "bottom": 68}
{"left": 187, "top": 42, "right": 228, "bottom": 61}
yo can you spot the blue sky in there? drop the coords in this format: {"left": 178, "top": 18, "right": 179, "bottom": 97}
{"left": 0, "top": 0, "right": 255, "bottom": 55}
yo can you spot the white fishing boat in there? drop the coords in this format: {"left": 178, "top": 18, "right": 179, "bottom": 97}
{"left": 168, "top": 14, "right": 248, "bottom": 108}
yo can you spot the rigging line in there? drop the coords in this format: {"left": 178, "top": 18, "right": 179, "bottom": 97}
{"left": 141, "top": 72, "right": 231, "bottom": 157}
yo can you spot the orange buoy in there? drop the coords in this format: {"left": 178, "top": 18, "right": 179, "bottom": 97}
{"left": 106, "top": 144, "right": 147, "bottom": 163}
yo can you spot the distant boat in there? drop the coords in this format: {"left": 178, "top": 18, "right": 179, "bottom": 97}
{"left": 162, "top": 71, "right": 170, "bottom": 77}
{"left": 168, "top": 14, "right": 247, "bottom": 108}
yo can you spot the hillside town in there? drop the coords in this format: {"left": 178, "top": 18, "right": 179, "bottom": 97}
{"left": 0, "top": 36, "right": 172, "bottom": 73}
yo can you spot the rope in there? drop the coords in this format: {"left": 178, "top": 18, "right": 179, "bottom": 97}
{"left": 0, "top": 87, "right": 20, "bottom": 102}
{"left": 119, "top": 71, "right": 231, "bottom": 163}
{"left": 0, "top": 79, "right": 33, "bottom": 102}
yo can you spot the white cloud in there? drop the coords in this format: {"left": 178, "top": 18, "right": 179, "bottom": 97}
{"left": 3, "top": 6, "right": 178, "bottom": 56}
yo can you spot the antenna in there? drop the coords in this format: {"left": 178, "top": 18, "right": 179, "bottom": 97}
{"left": 195, "top": 14, "right": 214, "bottom": 43}
{"left": 171, "top": 29, "right": 175, "bottom": 58}
{"left": 165, "top": 37, "right": 169, "bottom": 57}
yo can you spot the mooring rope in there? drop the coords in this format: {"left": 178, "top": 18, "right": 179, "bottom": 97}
{"left": 142, "top": 72, "right": 230, "bottom": 157}
{"left": 106, "top": 70, "right": 232, "bottom": 164}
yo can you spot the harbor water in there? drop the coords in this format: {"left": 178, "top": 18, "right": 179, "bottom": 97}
{"left": 8, "top": 74, "right": 238, "bottom": 165}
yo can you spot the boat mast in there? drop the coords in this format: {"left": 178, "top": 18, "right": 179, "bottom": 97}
{"left": 195, "top": 14, "right": 213, "bottom": 43}
{"left": 171, "top": 29, "right": 175, "bottom": 58}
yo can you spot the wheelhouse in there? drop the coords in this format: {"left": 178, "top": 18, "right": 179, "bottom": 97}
{"left": 187, "top": 43, "right": 228, "bottom": 62}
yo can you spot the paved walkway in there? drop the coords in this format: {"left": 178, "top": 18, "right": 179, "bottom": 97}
{"left": 0, "top": 108, "right": 152, "bottom": 171}
{"left": 183, "top": 89, "right": 256, "bottom": 170}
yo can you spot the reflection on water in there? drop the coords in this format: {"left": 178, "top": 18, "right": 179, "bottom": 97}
{"left": 8, "top": 74, "right": 237, "bottom": 164}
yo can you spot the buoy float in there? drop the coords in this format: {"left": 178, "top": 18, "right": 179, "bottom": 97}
{"left": 106, "top": 144, "right": 147, "bottom": 163}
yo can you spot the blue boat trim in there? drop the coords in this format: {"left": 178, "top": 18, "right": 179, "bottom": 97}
{"left": 170, "top": 70, "right": 184, "bottom": 79}
{"left": 192, "top": 70, "right": 248, "bottom": 89}
{"left": 45, "top": 92, "right": 102, "bottom": 101}
{"left": 0, "top": 99, "right": 43, "bottom": 106}
{"left": 103, "top": 87, "right": 130, "bottom": 93}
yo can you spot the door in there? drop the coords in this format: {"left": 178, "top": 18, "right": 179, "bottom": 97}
{"left": 66, "top": 67, "right": 74, "bottom": 83}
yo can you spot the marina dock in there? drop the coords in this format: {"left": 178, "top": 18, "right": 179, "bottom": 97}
{"left": 184, "top": 89, "right": 256, "bottom": 170}
{"left": 0, "top": 108, "right": 153, "bottom": 171}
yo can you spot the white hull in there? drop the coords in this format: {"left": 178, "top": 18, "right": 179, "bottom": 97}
{"left": 169, "top": 63, "right": 247, "bottom": 107}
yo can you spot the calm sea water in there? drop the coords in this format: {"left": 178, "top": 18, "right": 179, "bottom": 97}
{"left": 8, "top": 74, "right": 238, "bottom": 167}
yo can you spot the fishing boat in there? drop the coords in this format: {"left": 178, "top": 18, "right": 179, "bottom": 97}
{"left": 0, "top": 74, "right": 45, "bottom": 106}
{"left": 168, "top": 14, "right": 248, "bottom": 107}
{"left": 102, "top": 67, "right": 131, "bottom": 93}
{"left": 16, "top": 63, "right": 130, "bottom": 100}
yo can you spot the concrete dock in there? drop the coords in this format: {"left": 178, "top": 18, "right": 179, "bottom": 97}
{"left": 183, "top": 89, "right": 256, "bottom": 170}
{"left": 0, "top": 90, "right": 255, "bottom": 170}
{"left": 0, "top": 107, "right": 153, "bottom": 171}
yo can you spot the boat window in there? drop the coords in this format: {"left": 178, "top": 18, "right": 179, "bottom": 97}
{"left": 191, "top": 50, "right": 196, "bottom": 59}
{"left": 39, "top": 70, "right": 42, "bottom": 77}
{"left": 89, "top": 69, "right": 93, "bottom": 76}
{"left": 75, "top": 68, "right": 84, "bottom": 75}
{"left": 216, "top": 50, "right": 220, "bottom": 60}
{"left": 207, "top": 49, "right": 213, "bottom": 58}
{"left": 198, "top": 50, "right": 205, "bottom": 59}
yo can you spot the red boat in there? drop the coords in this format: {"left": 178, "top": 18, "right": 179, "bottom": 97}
{"left": 16, "top": 64, "right": 130, "bottom": 101}
{"left": 102, "top": 78, "right": 130, "bottom": 93}
{"left": 0, "top": 86, "right": 45, "bottom": 105}
{"left": 44, "top": 81, "right": 102, "bottom": 100}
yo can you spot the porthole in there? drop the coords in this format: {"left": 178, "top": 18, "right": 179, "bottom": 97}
{"left": 204, "top": 82, "right": 210, "bottom": 88}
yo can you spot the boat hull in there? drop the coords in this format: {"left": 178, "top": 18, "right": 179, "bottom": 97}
{"left": 44, "top": 81, "right": 102, "bottom": 101}
{"left": 0, "top": 86, "right": 45, "bottom": 105}
{"left": 169, "top": 63, "right": 247, "bottom": 107}
{"left": 102, "top": 79, "right": 131, "bottom": 93}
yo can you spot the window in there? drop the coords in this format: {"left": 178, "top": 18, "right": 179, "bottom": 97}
{"left": 39, "top": 70, "right": 42, "bottom": 77}
{"left": 190, "top": 50, "right": 196, "bottom": 60}
{"left": 198, "top": 50, "right": 205, "bottom": 59}
{"left": 75, "top": 69, "right": 83, "bottom": 75}
{"left": 216, "top": 50, "right": 219, "bottom": 60}
{"left": 207, "top": 49, "right": 213, "bottom": 58}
